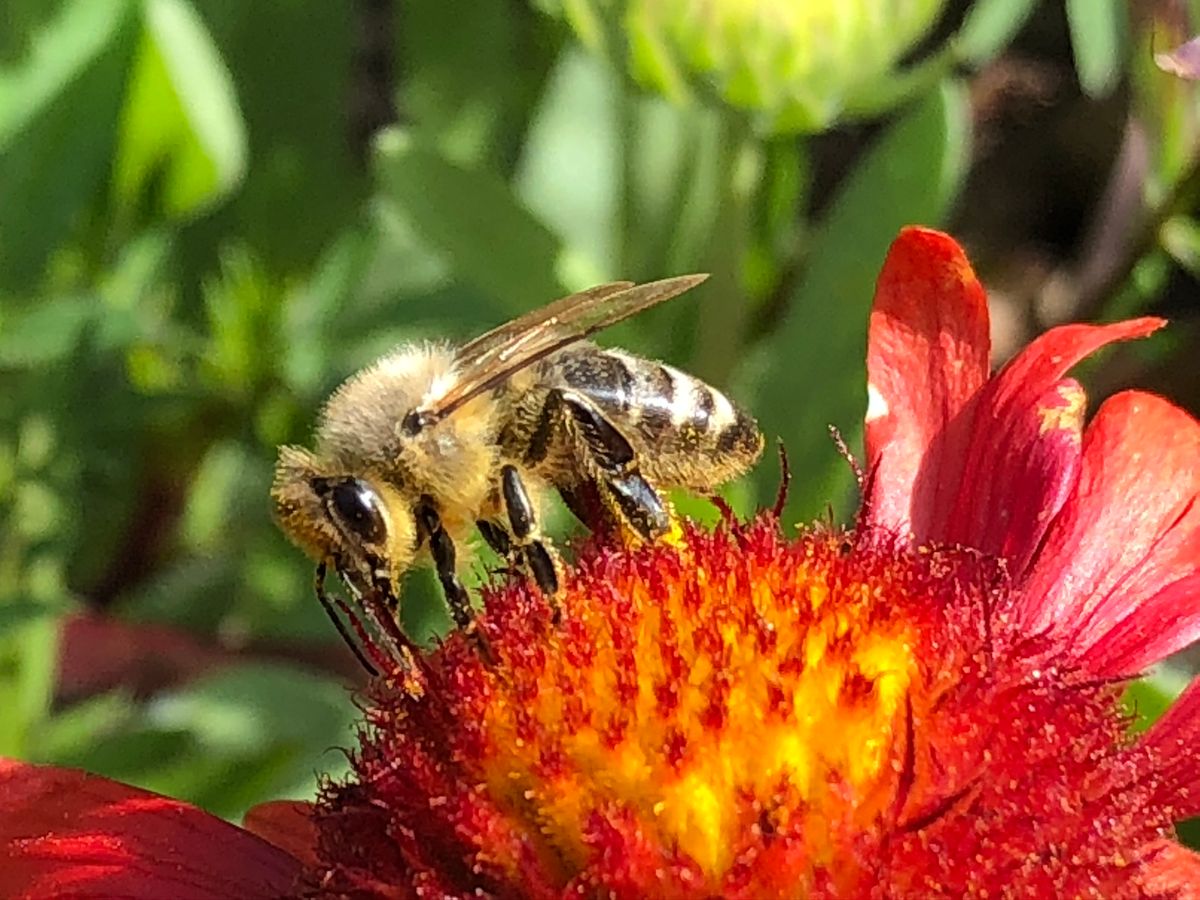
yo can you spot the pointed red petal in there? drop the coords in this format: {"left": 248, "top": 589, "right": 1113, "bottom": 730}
{"left": 941, "top": 317, "right": 1163, "bottom": 572}
{"left": 864, "top": 227, "right": 990, "bottom": 538}
{"left": 0, "top": 760, "right": 302, "bottom": 900}
{"left": 941, "top": 377, "right": 1084, "bottom": 574}
{"left": 243, "top": 801, "right": 319, "bottom": 869}
{"left": 1082, "top": 570, "right": 1200, "bottom": 676}
{"left": 1018, "top": 391, "right": 1200, "bottom": 669}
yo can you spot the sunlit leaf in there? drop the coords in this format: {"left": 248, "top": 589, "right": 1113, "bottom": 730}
{"left": 0, "top": 0, "right": 133, "bottom": 151}
{"left": 515, "top": 45, "right": 727, "bottom": 294}
{"left": 148, "top": 664, "right": 357, "bottom": 755}
{"left": 0, "top": 296, "right": 94, "bottom": 368}
{"left": 0, "top": 616, "right": 60, "bottom": 758}
{"left": 113, "top": 0, "right": 247, "bottom": 218}
{"left": 1065, "top": 0, "right": 1126, "bottom": 99}
{"left": 1123, "top": 665, "right": 1189, "bottom": 733}
{"left": 516, "top": 48, "right": 621, "bottom": 283}
{"left": 0, "top": 0, "right": 138, "bottom": 290}
{"left": 28, "top": 691, "right": 138, "bottom": 762}
{"left": 403, "top": 0, "right": 559, "bottom": 170}
{"left": 148, "top": 663, "right": 357, "bottom": 815}
{"left": 0, "top": 602, "right": 66, "bottom": 632}
{"left": 375, "top": 129, "right": 566, "bottom": 310}
{"left": 955, "top": 0, "right": 1039, "bottom": 65}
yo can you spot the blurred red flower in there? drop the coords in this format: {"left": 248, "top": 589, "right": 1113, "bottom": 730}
{"left": 0, "top": 758, "right": 313, "bottom": 899}
{"left": 4, "top": 228, "right": 1200, "bottom": 899}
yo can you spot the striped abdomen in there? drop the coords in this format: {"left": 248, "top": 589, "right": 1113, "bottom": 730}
{"left": 549, "top": 345, "right": 763, "bottom": 490}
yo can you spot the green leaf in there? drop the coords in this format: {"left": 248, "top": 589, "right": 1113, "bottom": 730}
{"left": 1065, "top": 0, "right": 1126, "bottom": 99}
{"left": 146, "top": 663, "right": 356, "bottom": 815}
{"left": 0, "top": 0, "right": 139, "bottom": 290}
{"left": 148, "top": 663, "right": 357, "bottom": 756}
{"left": 0, "top": 615, "right": 60, "bottom": 757}
{"left": 513, "top": 45, "right": 728, "bottom": 368}
{"left": 515, "top": 46, "right": 727, "bottom": 293}
{"left": 375, "top": 129, "right": 567, "bottom": 310}
{"left": 48, "top": 726, "right": 197, "bottom": 788}
{"left": 1161, "top": 215, "right": 1200, "bottom": 278}
{"left": 0, "top": 0, "right": 133, "bottom": 150}
{"left": 955, "top": 0, "right": 1039, "bottom": 65}
{"left": 516, "top": 47, "right": 620, "bottom": 283}
{"left": 113, "top": 0, "right": 247, "bottom": 218}
{"left": 1123, "top": 665, "right": 1189, "bottom": 733}
{"left": 743, "top": 81, "right": 970, "bottom": 524}
{"left": 0, "top": 296, "right": 95, "bottom": 368}
{"left": 178, "top": 0, "right": 366, "bottom": 273}
{"left": 403, "top": 0, "right": 558, "bottom": 171}
{"left": 0, "top": 2, "right": 60, "bottom": 65}
{"left": 0, "top": 601, "right": 65, "bottom": 632}
{"left": 29, "top": 691, "right": 138, "bottom": 762}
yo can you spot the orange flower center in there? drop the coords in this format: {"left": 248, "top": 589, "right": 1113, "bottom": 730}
{"left": 316, "top": 518, "right": 1167, "bottom": 898}
{"left": 473, "top": 531, "right": 921, "bottom": 884}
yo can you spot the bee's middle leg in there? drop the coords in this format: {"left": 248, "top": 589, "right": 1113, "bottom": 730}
{"left": 477, "top": 518, "right": 515, "bottom": 560}
{"left": 529, "top": 389, "right": 670, "bottom": 542}
{"left": 496, "top": 465, "right": 563, "bottom": 608}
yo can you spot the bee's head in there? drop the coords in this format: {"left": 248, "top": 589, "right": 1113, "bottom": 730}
{"left": 271, "top": 446, "right": 418, "bottom": 597}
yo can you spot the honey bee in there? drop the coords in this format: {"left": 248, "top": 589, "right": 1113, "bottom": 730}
{"left": 272, "top": 275, "right": 763, "bottom": 669}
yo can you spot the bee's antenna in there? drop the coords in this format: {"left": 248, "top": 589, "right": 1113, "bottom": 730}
{"left": 315, "top": 562, "right": 379, "bottom": 677}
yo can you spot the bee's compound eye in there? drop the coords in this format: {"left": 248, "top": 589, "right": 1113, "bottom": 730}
{"left": 329, "top": 479, "right": 387, "bottom": 545}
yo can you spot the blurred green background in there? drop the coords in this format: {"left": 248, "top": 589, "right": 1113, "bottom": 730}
{"left": 3, "top": 0, "right": 1200, "bottom": 824}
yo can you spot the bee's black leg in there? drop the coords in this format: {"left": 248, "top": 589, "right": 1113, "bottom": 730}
{"left": 603, "top": 470, "right": 671, "bottom": 541}
{"left": 476, "top": 519, "right": 512, "bottom": 557}
{"left": 476, "top": 517, "right": 525, "bottom": 581}
{"left": 498, "top": 466, "right": 562, "bottom": 618}
{"left": 314, "top": 562, "right": 379, "bottom": 676}
{"left": 557, "top": 480, "right": 611, "bottom": 536}
{"left": 528, "top": 389, "right": 670, "bottom": 542}
{"left": 416, "top": 500, "right": 496, "bottom": 664}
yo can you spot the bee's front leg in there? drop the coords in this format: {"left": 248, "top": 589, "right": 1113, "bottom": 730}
{"left": 416, "top": 499, "right": 494, "bottom": 662}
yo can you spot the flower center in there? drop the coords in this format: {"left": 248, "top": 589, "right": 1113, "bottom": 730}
{"left": 321, "top": 517, "right": 1165, "bottom": 898}
{"left": 472, "top": 527, "right": 923, "bottom": 883}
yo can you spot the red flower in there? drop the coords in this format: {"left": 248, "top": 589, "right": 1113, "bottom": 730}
{"left": 4, "top": 227, "right": 1200, "bottom": 899}
{"left": 306, "top": 229, "right": 1200, "bottom": 898}
{"left": 0, "top": 758, "right": 314, "bottom": 898}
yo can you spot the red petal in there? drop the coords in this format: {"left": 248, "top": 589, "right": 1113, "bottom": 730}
{"left": 1017, "top": 391, "right": 1200, "bottom": 669}
{"left": 243, "top": 801, "right": 319, "bottom": 869}
{"left": 1082, "top": 570, "right": 1200, "bottom": 676}
{"left": 0, "top": 760, "right": 302, "bottom": 899}
{"left": 864, "top": 227, "right": 990, "bottom": 538}
{"left": 940, "top": 317, "right": 1162, "bottom": 572}
{"left": 1142, "top": 841, "right": 1200, "bottom": 899}
{"left": 941, "top": 377, "right": 1084, "bottom": 574}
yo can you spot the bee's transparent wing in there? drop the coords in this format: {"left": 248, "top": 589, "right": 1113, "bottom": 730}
{"left": 414, "top": 274, "right": 708, "bottom": 427}
{"left": 452, "top": 280, "right": 634, "bottom": 371}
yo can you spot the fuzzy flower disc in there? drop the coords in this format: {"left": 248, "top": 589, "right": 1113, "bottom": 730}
{"left": 310, "top": 517, "right": 1178, "bottom": 899}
